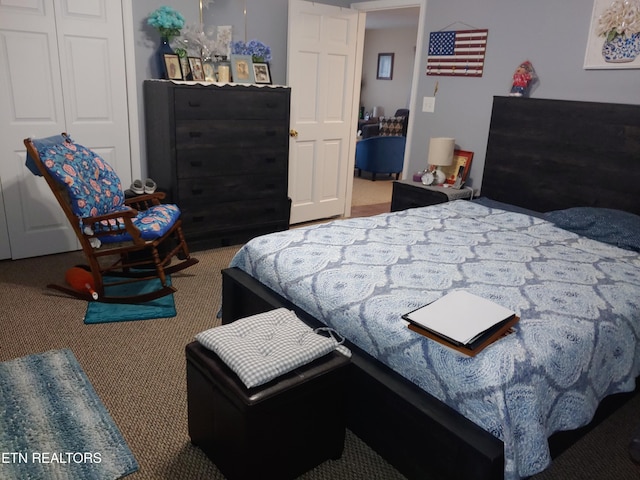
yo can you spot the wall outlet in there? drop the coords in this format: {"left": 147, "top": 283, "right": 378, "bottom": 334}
{"left": 422, "top": 96, "right": 436, "bottom": 112}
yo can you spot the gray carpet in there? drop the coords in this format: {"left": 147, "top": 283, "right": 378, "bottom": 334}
{"left": 351, "top": 175, "right": 393, "bottom": 206}
{"left": 1, "top": 243, "right": 639, "bottom": 479}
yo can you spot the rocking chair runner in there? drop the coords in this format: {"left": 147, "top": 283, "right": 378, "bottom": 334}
{"left": 24, "top": 133, "right": 198, "bottom": 303}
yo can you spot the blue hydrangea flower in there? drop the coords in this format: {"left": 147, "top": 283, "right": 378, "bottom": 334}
{"left": 231, "top": 40, "right": 272, "bottom": 62}
{"left": 147, "top": 6, "right": 185, "bottom": 39}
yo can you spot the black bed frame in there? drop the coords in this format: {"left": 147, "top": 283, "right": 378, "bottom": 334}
{"left": 221, "top": 97, "right": 640, "bottom": 480}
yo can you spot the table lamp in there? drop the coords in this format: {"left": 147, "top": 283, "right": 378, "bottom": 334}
{"left": 427, "top": 137, "right": 455, "bottom": 185}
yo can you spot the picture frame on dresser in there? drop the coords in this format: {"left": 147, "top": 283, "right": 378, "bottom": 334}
{"left": 253, "top": 62, "right": 271, "bottom": 84}
{"left": 203, "top": 59, "right": 216, "bottom": 82}
{"left": 230, "top": 54, "right": 254, "bottom": 83}
{"left": 164, "top": 54, "right": 183, "bottom": 80}
{"left": 179, "top": 56, "right": 191, "bottom": 80}
{"left": 189, "top": 57, "right": 204, "bottom": 81}
{"left": 441, "top": 149, "right": 474, "bottom": 185}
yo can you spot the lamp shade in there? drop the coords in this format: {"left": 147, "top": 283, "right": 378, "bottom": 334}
{"left": 428, "top": 137, "right": 455, "bottom": 167}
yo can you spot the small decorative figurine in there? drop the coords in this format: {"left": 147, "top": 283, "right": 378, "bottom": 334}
{"left": 509, "top": 60, "right": 536, "bottom": 97}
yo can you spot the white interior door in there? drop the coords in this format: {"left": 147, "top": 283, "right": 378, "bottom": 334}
{"left": 0, "top": 0, "right": 131, "bottom": 260}
{"left": 287, "top": 0, "right": 364, "bottom": 224}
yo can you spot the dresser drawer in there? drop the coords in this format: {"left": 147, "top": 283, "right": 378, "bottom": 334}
{"left": 174, "top": 87, "right": 290, "bottom": 120}
{"left": 176, "top": 147, "right": 286, "bottom": 178}
{"left": 175, "top": 120, "right": 289, "bottom": 149}
{"left": 177, "top": 174, "right": 286, "bottom": 206}
{"left": 180, "top": 198, "right": 291, "bottom": 234}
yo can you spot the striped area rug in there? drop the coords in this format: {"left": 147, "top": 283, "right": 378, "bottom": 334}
{"left": 0, "top": 349, "right": 138, "bottom": 480}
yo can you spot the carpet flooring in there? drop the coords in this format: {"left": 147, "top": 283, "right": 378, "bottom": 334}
{"left": 351, "top": 175, "right": 393, "bottom": 206}
{"left": 0, "top": 247, "right": 406, "bottom": 479}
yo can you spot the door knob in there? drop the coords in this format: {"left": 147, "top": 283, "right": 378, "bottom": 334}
{"left": 289, "top": 129, "right": 299, "bottom": 138}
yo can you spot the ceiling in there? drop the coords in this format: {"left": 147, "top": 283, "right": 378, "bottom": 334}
{"left": 365, "top": 7, "right": 420, "bottom": 30}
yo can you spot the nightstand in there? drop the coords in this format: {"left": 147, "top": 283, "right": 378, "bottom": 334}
{"left": 391, "top": 180, "right": 473, "bottom": 212}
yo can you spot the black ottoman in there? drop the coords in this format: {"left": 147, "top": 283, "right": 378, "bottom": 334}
{"left": 186, "top": 341, "right": 350, "bottom": 480}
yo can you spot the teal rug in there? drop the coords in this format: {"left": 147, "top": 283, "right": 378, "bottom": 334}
{"left": 84, "top": 276, "right": 176, "bottom": 324}
{"left": 0, "top": 349, "right": 138, "bottom": 480}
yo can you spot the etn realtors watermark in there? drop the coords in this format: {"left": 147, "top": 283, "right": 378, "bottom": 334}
{"left": 2, "top": 452, "right": 101, "bottom": 464}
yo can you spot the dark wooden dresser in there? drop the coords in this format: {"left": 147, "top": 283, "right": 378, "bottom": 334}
{"left": 143, "top": 80, "right": 291, "bottom": 250}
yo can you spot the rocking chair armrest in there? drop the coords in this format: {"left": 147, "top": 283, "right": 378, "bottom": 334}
{"left": 82, "top": 207, "right": 138, "bottom": 225}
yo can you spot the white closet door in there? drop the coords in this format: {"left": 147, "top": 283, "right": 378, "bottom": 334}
{"left": 0, "top": 0, "right": 131, "bottom": 259}
{"left": 54, "top": 0, "right": 131, "bottom": 179}
{"left": 0, "top": 0, "right": 71, "bottom": 260}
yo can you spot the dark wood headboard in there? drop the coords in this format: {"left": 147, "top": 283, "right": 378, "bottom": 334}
{"left": 482, "top": 96, "right": 640, "bottom": 215}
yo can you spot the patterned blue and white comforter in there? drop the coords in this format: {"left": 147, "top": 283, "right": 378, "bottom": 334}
{"left": 229, "top": 200, "right": 640, "bottom": 479}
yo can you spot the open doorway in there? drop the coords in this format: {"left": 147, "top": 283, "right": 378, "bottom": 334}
{"left": 350, "top": 3, "right": 423, "bottom": 217}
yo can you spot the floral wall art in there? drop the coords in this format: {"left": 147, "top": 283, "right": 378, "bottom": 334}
{"left": 584, "top": 0, "right": 640, "bottom": 69}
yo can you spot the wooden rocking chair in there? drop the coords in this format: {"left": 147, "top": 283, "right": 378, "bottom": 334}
{"left": 24, "top": 133, "right": 198, "bottom": 303}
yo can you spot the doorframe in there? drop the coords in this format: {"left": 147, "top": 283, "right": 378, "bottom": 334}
{"left": 347, "top": 0, "right": 426, "bottom": 216}
{"left": 122, "top": 0, "right": 142, "bottom": 183}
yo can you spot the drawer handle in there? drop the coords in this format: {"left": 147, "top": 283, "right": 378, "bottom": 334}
{"left": 192, "top": 216, "right": 204, "bottom": 223}
{"left": 190, "top": 161, "right": 203, "bottom": 167}
{"left": 188, "top": 101, "right": 201, "bottom": 107}
{"left": 191, "top": 188, "right": 203, "bottom": 195}
{"left": 264, "top": 157, "right": 276, "bottom": 163}
{"left": 189, "top": 131, "right": 202, "bottom": 138}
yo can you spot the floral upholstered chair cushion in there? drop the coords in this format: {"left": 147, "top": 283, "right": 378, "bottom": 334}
{"left": 38, "top": 139, "right": 126, "bottom": 217}
{"left": 33, "top": 136, "right": 180, "bottom": 242}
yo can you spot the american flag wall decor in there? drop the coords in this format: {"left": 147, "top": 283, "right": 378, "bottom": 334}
{"left": 426, "top": 29, "right": 489, "bottom": 77}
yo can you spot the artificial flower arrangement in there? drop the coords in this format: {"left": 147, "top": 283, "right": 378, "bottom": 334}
{"left": 597, "top": 0, "right": 640, "bottom": 42}
{"left": 176, "top": 24, "right": 228, "bottom": 58}
{"left": 231, "top": 40, "right": 272, "bottom": 62}
{"left": 147, "top": 6, "right": 185, "bottom": 40}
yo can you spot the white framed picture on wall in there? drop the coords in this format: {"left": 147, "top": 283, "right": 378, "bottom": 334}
{"left": 584, "top": 0, "right": 640, "bottom": 69}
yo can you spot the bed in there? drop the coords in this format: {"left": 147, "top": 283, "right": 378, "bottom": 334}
{"left": 220, "top": 96, "right": 640, "bottom": 480}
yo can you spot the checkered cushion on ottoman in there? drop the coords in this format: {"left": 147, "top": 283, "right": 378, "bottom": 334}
{"left": 196, "top": 308, "right": 350, "bottom": 388}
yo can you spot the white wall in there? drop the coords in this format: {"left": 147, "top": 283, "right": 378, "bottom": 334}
{"left": 130, "top": 1, "right": 199, "bottom": 179}
{"left": 411, "top": 1, "right": 640, "bottom": 190}
{"left": 360, "top": 26, "right": 417, "bottom": 118}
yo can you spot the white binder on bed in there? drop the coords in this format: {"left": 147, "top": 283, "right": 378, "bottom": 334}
{"left": 402, "top": 291, "right": 517, "bottom": 349}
